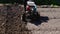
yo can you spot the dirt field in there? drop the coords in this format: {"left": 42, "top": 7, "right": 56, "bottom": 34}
{"left": 0, "top": 5, "right": 60, "bottom": 34}
{"left": 0, "top": 5, "right": 31, "bottom": 34}
{"left": 26, "top": 8, "right": 60, "bottom": 34}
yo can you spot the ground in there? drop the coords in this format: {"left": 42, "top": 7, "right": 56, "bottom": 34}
{"left": 26, "top": 8, "right": 60, "bottom": 34}
{"left": 0, "top": 5, "right": 60, "bottom": 34}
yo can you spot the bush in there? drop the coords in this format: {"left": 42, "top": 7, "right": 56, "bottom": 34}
{"left": 0, "top": 0, "right": 60, "bottom": 5}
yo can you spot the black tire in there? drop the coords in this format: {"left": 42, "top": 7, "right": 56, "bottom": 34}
{"left": 36, "top": 12, "right": 40, "bottom": 18}
{"left": 22, "top": 13, "right": 31, "bottom": 22}
{"left": 32, "top": 12, "right": 40, "bottom": 20}
{"left": 22, "top": 14, "right": 27, "bottom": 22}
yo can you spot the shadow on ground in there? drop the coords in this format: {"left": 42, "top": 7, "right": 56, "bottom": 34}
{"left": 30, "top": 16, "right": 49, "bottom": 26}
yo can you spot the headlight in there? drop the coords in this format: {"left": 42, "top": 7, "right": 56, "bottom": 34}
{"left": 32, "top": 8, "right": 34, "bottom": 11}
{"left": 26, "top": 11, "right": 28, "bottom": 13}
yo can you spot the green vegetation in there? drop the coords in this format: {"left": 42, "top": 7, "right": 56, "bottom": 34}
{"left": 35, "top": 0, "right": 60, "bottom": 5}
{"left": 0, "top": 0, "right": 60, "bottom": 5}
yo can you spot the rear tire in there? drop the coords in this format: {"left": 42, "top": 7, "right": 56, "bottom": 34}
{"left": 32, "top": 12, "right": 40, "bottom": 20}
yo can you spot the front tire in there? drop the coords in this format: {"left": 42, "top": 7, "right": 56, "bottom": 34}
{"left": 22, "top": 13, "right": 27, "bottom": 22}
